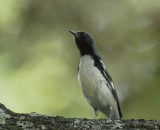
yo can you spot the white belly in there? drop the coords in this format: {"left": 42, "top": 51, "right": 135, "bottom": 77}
{"left": 78, "top": 55, "right": 117, "bottom": 114}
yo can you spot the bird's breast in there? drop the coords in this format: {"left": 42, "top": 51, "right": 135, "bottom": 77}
{"left": 78, "top": 55, "right": 116, "bottom": 109}
{"left": 78, "top": 55, "right": 104, "bottom": 99}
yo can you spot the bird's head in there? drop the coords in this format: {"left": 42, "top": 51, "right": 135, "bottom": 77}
{"left": 69, "top": 30, "right": 98, "bottom": 56}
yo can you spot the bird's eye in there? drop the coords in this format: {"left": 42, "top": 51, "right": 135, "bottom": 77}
{"left": 83, "top": 32, "right": 87, "bottom": 36}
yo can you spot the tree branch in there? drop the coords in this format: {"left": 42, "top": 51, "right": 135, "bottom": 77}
{"left": 0, "top": 103, "right": 159, "bottom": 130}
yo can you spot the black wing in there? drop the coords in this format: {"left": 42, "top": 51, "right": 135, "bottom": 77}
{"left": 93, "top": 55, "right": 122, "bottom": 118}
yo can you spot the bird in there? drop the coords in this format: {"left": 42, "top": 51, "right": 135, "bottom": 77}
{"left": 69, "top": 30, "right": 122, "bottom": 120}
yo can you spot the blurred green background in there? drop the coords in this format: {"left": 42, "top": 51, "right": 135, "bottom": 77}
{"left": 0, "top": 0, "right": 160, "bottom": 119}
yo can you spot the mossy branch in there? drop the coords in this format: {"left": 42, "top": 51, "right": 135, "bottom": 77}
{"left": 0, "top": 103, "right": 159, "bottom": 130}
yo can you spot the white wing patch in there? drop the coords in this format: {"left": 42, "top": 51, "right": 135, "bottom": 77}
{"left": 100, "top": 59, "right": 106, "bottom": 70}
{"left": 100, "top": 59, "right": 116, "bottom": 90}
{"left": 110, "top": 81, "right": 116, "bottom": 90}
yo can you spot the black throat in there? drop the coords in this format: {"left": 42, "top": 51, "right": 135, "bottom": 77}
{"left": 77, "top": 43, "right": 100, "bottom": 57}
{"left": 78, "top": 46, "right": 95, "bottom": 57}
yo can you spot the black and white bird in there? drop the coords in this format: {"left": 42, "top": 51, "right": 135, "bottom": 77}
{"left": 69, "top": 30, "right": 122, "bottom": 120}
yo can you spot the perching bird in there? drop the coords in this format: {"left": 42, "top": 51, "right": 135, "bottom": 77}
{"left": 69, "top": 30, "right": 122, "bottom": 120}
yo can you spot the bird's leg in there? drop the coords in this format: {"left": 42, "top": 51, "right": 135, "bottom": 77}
{"left": 109, "top": 106, "right": 113, "bottom": 120}
{"left": 94, "top": 108, "right": 98, "bottom": 119}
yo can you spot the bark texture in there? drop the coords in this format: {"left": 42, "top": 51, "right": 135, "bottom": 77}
{"left": 0, "top": 103, "right": 159, "bottom": 130}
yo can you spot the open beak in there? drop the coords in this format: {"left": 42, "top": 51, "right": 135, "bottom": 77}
{"left": 68, "top": 30, "right": 77, "bottom": 37}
